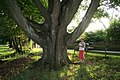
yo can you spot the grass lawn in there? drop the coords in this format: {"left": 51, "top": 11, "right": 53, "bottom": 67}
{"left": 0, "top": 45, "right": 15, "bottom": 59}
{"left": 0, "top": 46, "right": 120, "bottom": 80}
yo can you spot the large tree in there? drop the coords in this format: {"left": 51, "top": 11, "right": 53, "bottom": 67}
{"left": 5, "top": 0, "right": 100, "bottom": 69}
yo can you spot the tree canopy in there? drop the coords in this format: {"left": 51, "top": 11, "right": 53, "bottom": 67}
{"left": 107, "top": 19, "right": 120, "bottom": 41}
{"left": 82, "top": 30, "right": 106, "bottom": 42}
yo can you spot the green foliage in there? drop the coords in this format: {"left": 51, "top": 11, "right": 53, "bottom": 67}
{"left": 40, "top": 0, "right": 48, "bottom": 9}
{"left": 0, "top": 0, "right": 11, "bottom": 44}
{"left": 0, "top": 0, "right": 32, "bottom": 52}
{"left": 17, "top": 0, "right": 45, "bottom": 23}
{"left": 101, "top": 0, "right": 120, "bottom": 9}
{"left": 0, "top": 0, "right": 26, "bottom": 44}
{"left": 109, "top": 0, "right": 120, "bottom": 7}
{"left": 82, "top": 30, "right": 106, "bottom": 42}
{"left": 93, "top": 8, "right": 109, "bottom": 19}
{"left": 107, "top": 19, "right": 120, "bottom": 41}
{"left": 93, "top": 0, "right": 120, "bottom": 19}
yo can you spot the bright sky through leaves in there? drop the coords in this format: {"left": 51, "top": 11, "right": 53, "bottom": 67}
{"left": 68, "top": 3, "right": 120, "bottom": 32}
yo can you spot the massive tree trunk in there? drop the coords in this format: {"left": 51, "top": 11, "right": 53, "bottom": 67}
{"left": 40, "top": 37, "right": 69, "bottom": 69}
{"left": 5, "top": 0, "right": 100, "bottom": 69}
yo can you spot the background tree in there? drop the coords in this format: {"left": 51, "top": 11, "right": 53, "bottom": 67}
{"left": 0, "top": 1, "right": 30, "bottom": 53}
{"left": 82, "top": 30, "right": 106, "bottom": 43}
{"left": 107, "top": 19, "right": 120, "bottom": 41}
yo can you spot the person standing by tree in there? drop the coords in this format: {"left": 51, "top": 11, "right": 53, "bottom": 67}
{"left": 79, "top": 39, "right": 85, "bottom": 63}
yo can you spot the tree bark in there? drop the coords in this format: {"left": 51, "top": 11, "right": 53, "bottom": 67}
{"left": 12, "top": 37, "right": 21, "bottom": 53}
{"left": 37, "top": 32, "right": 70, "bottom": 69}
{"left": 8, "top": 38, "right": 13, "bottom": 48}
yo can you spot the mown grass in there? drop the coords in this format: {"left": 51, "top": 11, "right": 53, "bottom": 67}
{"left": 0, "top": 45, "right": 15, "bottom": 58}
{"left": 0, "top": 45, "right": 42, "bottom": 61}
{"left": 10, "top": 55, "right": 120, "bottom": 80}
{"left": 0, "top": 46, "right": 120, "bottom": 80}
{"left": 10, "top": 50, "right": 120, "bottom": 80}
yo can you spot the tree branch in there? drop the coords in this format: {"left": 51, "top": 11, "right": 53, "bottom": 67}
{"left": 55, "top": 0, "right": 82, "bottom": 42}
{"left": 50, "top": 0, "right": 60, "bottom": 30}
{"left": 26, "top": 17, "right": 46, "bottom": 32}
{"left": 59, "top": 0, "right": 82, "bottom": 31}
{"left": 48, "top": 0, "right": 54, "bottom": 14}
{"left": 67, "top": 0, "right": 101, "bottom": 45}
{"left": 61, "top": 0, "right": 69, "bottom": 8}
{"left": 26, "top": 18, "right": 47, "bottom": 41}
{"left": 28, "top": 22, "right": 47, "bottom": 41}
{"left": 5, "top": 0, "right": 46, "bottom": 48}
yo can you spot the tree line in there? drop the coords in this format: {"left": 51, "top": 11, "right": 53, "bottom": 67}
{"left": 81, "top": 19, "right": 120, "bottom": 50}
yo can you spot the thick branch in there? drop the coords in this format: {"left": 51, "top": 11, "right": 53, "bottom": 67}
{"left": 5, "top": 0, "right": 46, "bottom": 48}
{"left": 27, "top": 23, "right": 47, "bottom": 48}
{"left": 27, "top": 19, "right": 47, "bottom": 40}
{"left": 48, "top": 0, "right": 54, "bottom": 14}
{"left": 67, "top": 0, "right": 100, "bottom": 45}
{"left": 59, "top": 0, "right": 82, "bottom": 30}
{"left": 61, "top": 0, "right": 69, "bottom": 8}
{"left": 26, "top": 18, "right": 46, "bottom": 33}
{"left": 50, "top": 0, "right": 60, "bottom": 30}
{"left": 56, "top": 0, "right": 82, "bottom": 42}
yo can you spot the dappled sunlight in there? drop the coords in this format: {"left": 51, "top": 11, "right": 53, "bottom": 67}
{"left": 75, "top": 64, "right": 92, "bottom": 80}
{"left": 0, "top": 46, "right": 15, "bottom": 61}
{"left": 30, "top": 56, "right": 41, "bottom": 60}
{"left": 0, "top": 46, "right": 15, "bottom": 56}
{"left": 10, "top": 55, "right": 120, "bottom": 80}
{"left": 31, "top": 48, "right": 43, "bottom": 53}
{"left": 0, "top": 46, "right": 120, "bottom": 80}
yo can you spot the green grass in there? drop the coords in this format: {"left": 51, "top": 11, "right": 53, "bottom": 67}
{"left": 0, "top": 46, "right": 120, "bottom": 80}
{"left": 0, "top": 45, "right": 42, "bottom": 61}
{"left": 10, "top": 55, "right": 120, "bottom": 80}
{"left": 10, "top": 50, "right": 120, "bottom": 80}
{"left": 0, "top": 45, "right": 15, "bottom": 58}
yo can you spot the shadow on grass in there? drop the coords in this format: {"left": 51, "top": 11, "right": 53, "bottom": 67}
{"left": 0, "top": 47, "right": 15, "bottom": 59}
{"left": 0, "top": 49, "right": 13, "bottom": 53}
{"left": 9, "top": 61, "right": 77, "bottom": 80}
{"left": 9, "top": 60, "right": 93, "bottom": 80}
{"left": 74, "top": 64, "right": 92, "bottom": 80}
{"left": 0, "top": 46, "right": 8, "bottom": 49}
{"left": 1, "top": 53, "right": 120, "bottom": 80}
{"left": 0, "top": 46, "right": 13, "bottom": 53}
